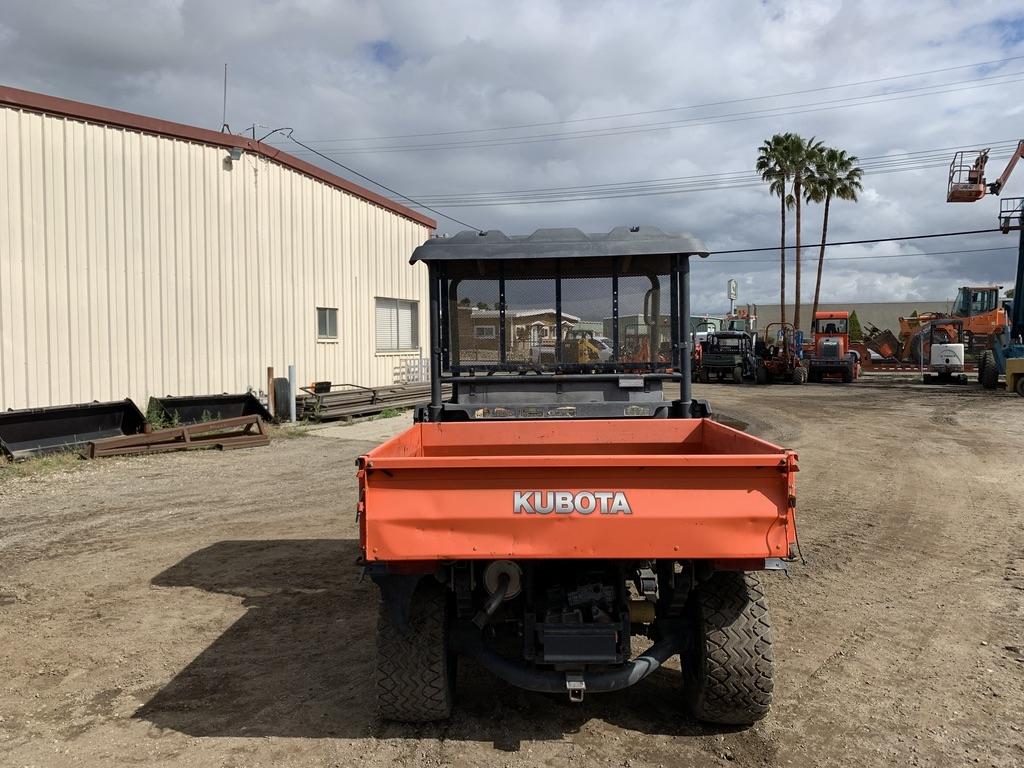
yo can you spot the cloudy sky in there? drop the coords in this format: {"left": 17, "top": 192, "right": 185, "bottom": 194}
{"left": 2, "top": 0, "right": 1023, "bottom": 312}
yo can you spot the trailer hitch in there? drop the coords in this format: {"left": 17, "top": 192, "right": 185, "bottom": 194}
{"left": 565, "top": 673, "right": 586, "bottom": 703}
{"left": 451, "top": 626, "right": 682, "bottom": 698}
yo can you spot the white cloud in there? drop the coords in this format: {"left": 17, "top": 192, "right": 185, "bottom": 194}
{"left": 1, "top": 0, "right": 1022, "bottom": 313}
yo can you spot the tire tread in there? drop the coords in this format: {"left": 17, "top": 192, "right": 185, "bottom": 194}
{"left": 376, "top": 580, "right": 454, "bottom": 722}
{"left": 685, "top": 571, "right": 774, "bottom": 725}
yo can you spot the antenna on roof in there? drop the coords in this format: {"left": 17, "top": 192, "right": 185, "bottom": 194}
{"left": 220, "top": 63, "right": 229, "bottom": 133}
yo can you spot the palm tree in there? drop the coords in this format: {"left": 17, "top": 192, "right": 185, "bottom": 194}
{"left": 756, "top": 134, "right": 798, "bottom": 326}
{"left": 805, "top": 148, "right": 864, "bottom": 323}
{"left": 790, "top": 136, "right": 823, "bottom": 331}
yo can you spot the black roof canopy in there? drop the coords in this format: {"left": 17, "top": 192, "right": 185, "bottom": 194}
{"left": 410, "top": 226, "right": 709, "bottom": 264}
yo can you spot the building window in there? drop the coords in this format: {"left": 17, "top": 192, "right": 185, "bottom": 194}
{"left": 317, "top": 307, "right": 338, "bottom": 340}
{"left": 474, "top": 324, "right": 497, "bottom": 339}
{"left": 375, "top": 298, "right": 419, "bottom": 352}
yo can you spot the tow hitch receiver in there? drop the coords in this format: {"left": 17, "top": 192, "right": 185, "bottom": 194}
{"left": 566, "top": 673, "right": 586, "bottom": 703}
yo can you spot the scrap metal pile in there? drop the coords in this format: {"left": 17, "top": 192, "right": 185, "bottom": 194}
{"left": 0, "top": 393, "right": 272, "bottom": 462}
{"left": 297, "top": 382, "right": 450, "bottom": 422}
{"left": 83, "top": 414, "right": 269, "bottom": 458}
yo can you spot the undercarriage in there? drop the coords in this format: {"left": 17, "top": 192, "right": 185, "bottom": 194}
{"left": 373, "top": 559, "right": 775, "bottom": 724}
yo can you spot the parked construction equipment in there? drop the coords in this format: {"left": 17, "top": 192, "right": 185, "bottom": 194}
{"left": 947, "top": 142, "right": 1024, "bottom": 396}
{"left": 697, "top": 330, "right": 762, "bottom": 383}
{"left": 807, "top": 311, "right": 860, "bottom": 383}
{"left": 758, "top": 323, "right": 807, "bottom": 384}
{"left": 898, "top": 285, "right": 1007, "bottom": 355}
{"left": 921, "top": 319, "right": 967, "bottom": 384}
{"left": 361, "top": 227, "right": 798, "bottom": 725}
{"left": 83, "top": 414, "right": 269, "bottom": 458}
{"left": 0, "top": 399, "right": 147, "bottom": 461}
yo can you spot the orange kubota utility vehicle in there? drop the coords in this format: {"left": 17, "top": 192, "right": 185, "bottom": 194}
{"left": 359, "top": 228, "right": 799, "bottom": 725}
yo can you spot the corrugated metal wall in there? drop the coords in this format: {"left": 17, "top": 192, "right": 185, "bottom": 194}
{"left": 0, "top": 105, "right": 431, "bottom": 411}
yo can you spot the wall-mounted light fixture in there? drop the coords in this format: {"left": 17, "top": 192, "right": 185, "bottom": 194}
{"left": 223, "top": 146, "right": 245, "bottom": 169}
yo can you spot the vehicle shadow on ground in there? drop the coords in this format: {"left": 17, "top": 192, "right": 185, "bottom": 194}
{"left": 135, "top": 539, "right": 749, "bottom": 749}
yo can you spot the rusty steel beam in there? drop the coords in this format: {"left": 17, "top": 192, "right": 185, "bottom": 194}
{"left": 84, "top": 415, "right": 269, "bottom": 459}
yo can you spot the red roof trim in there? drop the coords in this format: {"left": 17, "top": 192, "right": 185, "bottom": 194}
{"left": 0, "top": 84, "right": 437, "bottom": 230}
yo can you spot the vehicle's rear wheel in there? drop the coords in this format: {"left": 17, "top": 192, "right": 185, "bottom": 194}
{"left": 791, "top": 366, "right": 807, "bottom": 385}
{"left": 376, "top": 579, "right": 455, "bottom": 722}
{"left": 1015, "top": 375, "right": 1024, "bottom": 397}
{"left": 683, "top": 571, "right": 773, "bottom": 725}
{"left": 981, "top": 351, "right": 999, "bottom": 390}
{"left": 733, "top": 365, "right": 744, "bottom": 383}
{"left": 699, "top": 368, "right": 710, "bottom": 384}
{"left": 977, "top": 351, "right": 987, "bottom": 383}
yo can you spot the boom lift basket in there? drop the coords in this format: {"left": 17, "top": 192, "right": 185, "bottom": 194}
{"left": 947, "top": 149, "right": 989, "bottom": 203}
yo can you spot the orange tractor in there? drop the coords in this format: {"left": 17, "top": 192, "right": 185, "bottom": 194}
{"left": 360, "top": 227, "right": 799, "bottom": 725}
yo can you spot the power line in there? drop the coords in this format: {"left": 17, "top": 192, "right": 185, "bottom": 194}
{"left": 282, "top": 132, "right": 481, "bottom": 231}
{"left": 710, "top": 229, "right": 1003, "bottom": 255}
{"left": 401, "top": 146, "right": 1019, "bottom": 208}
{"left": 292, "top": 54, "right": 1024, "bottom": 144}
{"left": 274, "top": 72, "right": 1024, "bottom": 155}
{"left": 399, "top": 140, "right": 1020, "bottom": 207}
{"left": 713, "top": 246, "right": 1014, "bottom": 264}
{"left": 411, "top": 142, "right": 1003, "bottom": 200}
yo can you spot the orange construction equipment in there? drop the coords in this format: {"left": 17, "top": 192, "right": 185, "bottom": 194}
{"left": 806, "top": 310, "right": 860, "bottom": 382}
{"left": 897, "top": 285, "right": 1007, "bottom": 354}
{"left": 947, "top": 141, "right": 1024, "bottom": 203}
{"left": 360, "top": 227, "right": 798, "bottom": 726}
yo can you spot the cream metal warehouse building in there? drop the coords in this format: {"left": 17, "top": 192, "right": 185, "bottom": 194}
{"left": 0, "top": 86, "right": 436, "bottom": 412}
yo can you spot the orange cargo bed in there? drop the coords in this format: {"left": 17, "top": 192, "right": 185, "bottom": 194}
{"left": 358, "top": 418, "right": 797, "bottom": 562}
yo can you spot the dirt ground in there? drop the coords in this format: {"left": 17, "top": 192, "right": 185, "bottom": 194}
{"left": 1, "top": 380, "right": 1022, "bottom": 768}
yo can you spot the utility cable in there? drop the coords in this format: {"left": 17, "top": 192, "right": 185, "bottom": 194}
{"left": 281, "top": 132, "right": 481, "bottom": 231}
{"left": 276, "top": 72, "right": 1024, "bottom": 155}
{"left": 408, "top": 141, "right": 1020, "bottom": 204}
{"left": 713, "top": 246, "right": 1014, "bottom": 264}
{"left": 294, "top": 54, "right": 1024, "bottom": 144}
{"left": 711, "top": 229, "right": 1003, "bottom": 254}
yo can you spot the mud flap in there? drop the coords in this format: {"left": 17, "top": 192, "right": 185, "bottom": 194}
{"left": 370, "top": 572, "right": 428, "bottom": 633}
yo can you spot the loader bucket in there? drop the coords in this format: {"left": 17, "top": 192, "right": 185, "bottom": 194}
{"left": 0, "top": 399, "right": 148, "bottom": 461}
{"left": 147, "top": 393, "right": 272, "bottom": 426}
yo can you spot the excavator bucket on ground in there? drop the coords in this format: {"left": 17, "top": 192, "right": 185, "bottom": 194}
{"left": 947, "top": 149, "right": 989, "bottom": 203}
{"left": 0, "top": 399, "right": 148, "bottom": 460}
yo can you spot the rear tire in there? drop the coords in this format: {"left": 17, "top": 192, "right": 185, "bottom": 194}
{"left": 699, "top": 368, "right": 710, "bottom": 384}
{"left": 981, "top": 351, "right": 999, "bottom": 390}
{"left": 791, "top": 366, "right": 807, "bottom": 385}
{"left": 1016, "top": 375, "right": 1024, "bottom": 398}
{"left": 376, "top": 579, "right": 455, "bottom": 722}
{"left": 977, "top": 351, "right": 987, "bottom": 383}
{"left": 683, "top": 571, "right": 773, "bottom": 725}
{"left": 733, "top": 365, "right": 744, "bottom": 383}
